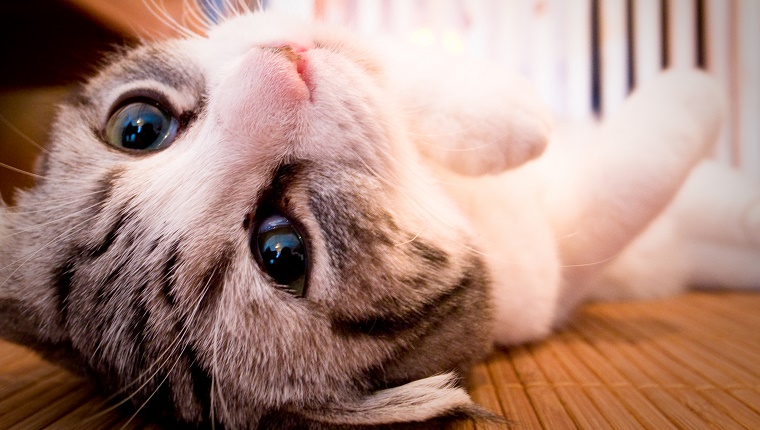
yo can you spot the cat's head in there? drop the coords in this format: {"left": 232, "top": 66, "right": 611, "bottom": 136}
{"left": 0, "top": 10, "right": 493, "bottom": 428}
{"left": 0, "top": 9, "right": 550, "bottom": 429}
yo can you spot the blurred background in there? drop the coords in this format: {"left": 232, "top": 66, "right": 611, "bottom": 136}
{"left": 1, "top": 0, "right": 758, "bottom": 205}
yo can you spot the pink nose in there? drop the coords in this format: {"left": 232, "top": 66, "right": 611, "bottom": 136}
{"left": 260, "top": 42, "right": 311, "bottom": 76}
{"left": 275, "top": 46, "right": 308, "bottom": 74}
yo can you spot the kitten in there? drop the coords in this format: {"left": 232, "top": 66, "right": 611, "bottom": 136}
{"left": 1, "top": 7, "right": 759, "bottom": 429}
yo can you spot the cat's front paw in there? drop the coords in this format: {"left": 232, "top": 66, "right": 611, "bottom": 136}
{"left": 416, "top": 97, "right": 552, "bottom": 176}
{"left": 376, "top": 39, "right": 553, "bottom": 176}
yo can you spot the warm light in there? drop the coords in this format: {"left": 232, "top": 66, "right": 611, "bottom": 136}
{"left": 410, "top": 27, "right": 435, "bottom": 47}
{"left": 409, "top": 27, "right": 464, "bottom": 55}
{"left": 442, "top": 30, "right": 464, "bottom": 54}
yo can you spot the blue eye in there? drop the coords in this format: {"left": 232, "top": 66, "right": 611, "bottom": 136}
{"left": 106, "top": 100, "right": 178, "bottom": 151}
{"left": 252, "top": 213, "right": 307, "bottom": 297}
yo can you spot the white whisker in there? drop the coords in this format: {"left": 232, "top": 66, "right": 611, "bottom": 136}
{"left": 0, "top": 215, "right": 94, "bottom": 288}
{"left": 0, "top": 114, "right": 51, "bottom": 155}
{"left": 0, "top": 160, "right": 115, "bottom": 187}
{"left": 183, "top": 0, "right": 212, "bottom": 33}
{"left": 142, "top": 0, "right": 200, "bottom": 39}
{"left": 0, "top": 161, "right": 47, "bottom": 180}
{"left": 2, "top": 199, "right": 103, "bottom": 240}
{"left": 393, "top": 219, "right": 426, "bottom": 247}
{"left": 115, "top": 264, "right": 216, "bottom": 429}
{"left": 86, "top": 263, "right": 217, "bottom": 424}
{"left": 5, "top": 191, "right": 103, "bottom": 216}
{"left": 117, "top": 344, "right": 187, "bottom": 430}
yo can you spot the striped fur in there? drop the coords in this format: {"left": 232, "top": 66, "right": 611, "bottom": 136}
{"left": 0, "top": 10, "right": 497, "bottom": 428}
{"left": 2, "top": 6, "right": 754, "bottom": 430}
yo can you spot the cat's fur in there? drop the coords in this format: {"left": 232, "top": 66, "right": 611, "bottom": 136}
{"left": 1, "top": 8, "right": 759, "bottom": 429}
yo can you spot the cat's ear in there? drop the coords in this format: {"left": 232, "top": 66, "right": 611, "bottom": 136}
{"left": 300, "top": 373, "right": 503, "bottom": 427}
{"left": 376, "top": 40, "right": 552, "bottom": 176}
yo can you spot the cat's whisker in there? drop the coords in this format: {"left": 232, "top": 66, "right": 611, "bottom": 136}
{"left": 116, "top": 266, "right": 215, "bottom": 429}
{"left": 142, "top": 0, "right": 201, "bottom": 39}
{"left": 559, "top": 255, "right": 617, "bottom": 269}
{"left": 157, "top": 0, "right": 203, "bottom": 37}
{"left": 0, "top": 160, "right": 112, "bottom": 187}
{"left": 241, "top": 0, "right": 255, "bottom": 15}
{"left": 2, "top": 200, "right": 105, "bottom": 239}
{"left": 0, "top": 114, "right": 51, "bottom": 155}
{"left": 0, "top": 215, "right": 96, "bottom": 288}
{"left": 86, "top": 263, "right": 217, "bottom": 424}
{"left": 393, "top": 219, "right": 426, "bottom": 247}
{"left": 202, "top": 0, "right": 247, "bottom": 26}
{"left": 6, "top": 191, "right": 104, "bottom": 216}
{"left": 223, "top": 0, "right": 247, "bottom": 18}
{"left": 0, "top": 161, "right": 48, "bottom": 180}
{"left": 91, "top": 274, "right": 193, "bottom": 400}
{"left": 200, "top": 0, "right": 225, "bottom": 24}
{"left": 210, "top": 298, "right": 231, "bottom": 426}
{"left": 182, "top": 0, "right": 212, "bottom": 33}
{"left": 117, "top": 344, "right": 187, "bottom": 430}
{"left": 355, "top": 144, "right": 477, "bottom": 237}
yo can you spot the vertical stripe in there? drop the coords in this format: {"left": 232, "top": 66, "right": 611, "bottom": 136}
{"left": 634, "top": 0, "right": 663, "bottom": 87}
{"left": 600, "top": 0, "right": 629, "bottom": 116}
{"left": 736, "top": 0, "right": 760, "bottom": 179}
{"left": 667, "top": 0, "right": 697, "bottom": 69}
{"left": 565, "top": 0, "right": 593, "bottom": 119}
{"left": 532, "top": 0, "right": 561, "bottom": 113}
{"left": 356, "top": 0, "right": 382, "bottom": 35}
{"left": 705, "top": 0, "right": 738, "bottom": 166}
{"left": 53, "top": 259, "right": 76, "bottom": 324}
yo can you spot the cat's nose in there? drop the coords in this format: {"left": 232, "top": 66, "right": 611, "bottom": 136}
{"left": 263, "top": 44, "right": 309, "bottom": 76}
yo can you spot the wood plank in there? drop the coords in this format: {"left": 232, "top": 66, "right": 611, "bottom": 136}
{"left": 1, "top": 292, "right": 759, "bottom": 429}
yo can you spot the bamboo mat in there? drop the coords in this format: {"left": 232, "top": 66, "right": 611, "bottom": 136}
{"left": 1, "top": 292, "right": 759, "bottom": 429}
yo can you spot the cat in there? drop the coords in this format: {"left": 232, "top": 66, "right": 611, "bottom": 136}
{"left": 1, "top": 6, "right": 759, "bottom": 429}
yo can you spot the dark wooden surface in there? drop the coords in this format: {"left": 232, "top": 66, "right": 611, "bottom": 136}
{"left": 1, "top": 292, "right": 759, "bottom": 429}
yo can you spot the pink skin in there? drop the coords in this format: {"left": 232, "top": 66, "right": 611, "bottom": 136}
{"left": 212, "top": 43, "right": 314, "bottom": 146}
{"left": 262, "top": 42, "right": 313, "bottom": 96}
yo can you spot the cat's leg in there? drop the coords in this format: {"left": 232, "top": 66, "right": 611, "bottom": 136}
{"left": 664, "top": 161, "right": 760, "bottom": 288}
{"left": 441, "top": 171, "right": 563, "bottom": 345}
{"left": 373, "top": 40, "right": 553, "bottom": 176}
{"left": 584, "top": 161, "right": 760, "bottom": 301}
{"left": 545, "top": 70, "right": 725, "bottom": 315}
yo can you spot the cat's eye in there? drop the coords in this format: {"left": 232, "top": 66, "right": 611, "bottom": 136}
{"left": 105, "top": 100, "right": 179, "bottom": 151}
{"left": 252, "top": 213, "right": 307, "bottom": 296}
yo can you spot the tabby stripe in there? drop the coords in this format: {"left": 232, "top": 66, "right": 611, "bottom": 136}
{"left": 195, "top": 245, "right": 233, "bottom": 313}
{"left": 331, "top": 278, "right": 469, "bottom": 338}
{"left": 87, "top": 211, "right": 125, "bottom": 257}
{"left": 186, "top": 346, "right": 214, "bottom": 425}
{"left": 161, "top": 241, "right": 181, "bottom": 308}
{"left": 409, "top": 240, "right": 450, "bottom": 271}
{"left": 127, "top": 281, "right": 150, "bottom": 363}
{"left": 53, "top": 257, "right": 77, "bottom": 324}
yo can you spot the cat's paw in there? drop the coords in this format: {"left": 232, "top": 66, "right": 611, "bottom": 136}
{"left": 414, "top": 83, "right": 552, "bottom": 176}
{"left": 376, "top": 40, "right": 553, "bottom": 175}
{"left": 745, "top": 198, "right": 760, "bottom": 246}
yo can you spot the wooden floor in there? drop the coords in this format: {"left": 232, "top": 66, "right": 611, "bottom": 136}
{"left": 1, "top": 292, "right": 759, "bottom": 429}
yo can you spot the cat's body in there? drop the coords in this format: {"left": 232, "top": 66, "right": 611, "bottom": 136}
{"left": 1, "top": 8, "right": 759, "bottom": 429}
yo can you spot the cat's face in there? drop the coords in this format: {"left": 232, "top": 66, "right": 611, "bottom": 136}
{"left": 0, "top": 11, "right": 492, "bottom": 428}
